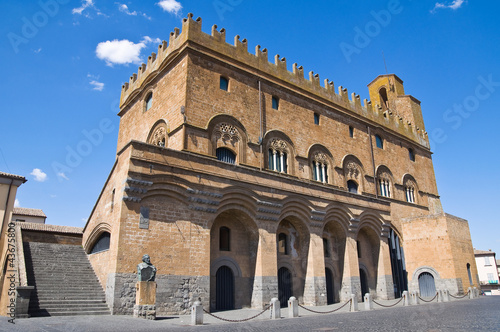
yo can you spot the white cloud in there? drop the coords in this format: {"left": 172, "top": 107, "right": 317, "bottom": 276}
{"left": 118, "top": 3, "right": 137, "bottom": 16}
{"left": 116, "top": 3, "right": 151, "bottom": 20}
{"left": 432, "top": 0, "right": 466, "bottom": 12}
{"left": 14, "top": 199, "right": 20, "bottom": 208}
{"left": 31, "top": 168, "right": 48, "bottom": 182}
{"left": 72, "top": 0, "right": 94, "bottom": 15}
{"left": 57, "top": 172, "right": 69, "bottom": 181}
{"left": 34, "top": 48, "right": 42, "bottom": 54}
{"left": 90, "top": 80, "right": 105, "bottom": 91}
{"left": 157, "top": 0, "right": 182, "bottom": 15}
{"left": 96, "top": 36, "right": 161, "bottom": 66}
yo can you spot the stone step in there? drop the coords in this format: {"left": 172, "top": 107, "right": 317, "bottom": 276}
{"left": 30, "top": 303, "right": 109, "bottom": 310}
{"left": 29, "top": 310, "right": 110, "bottom": 317}
{"left": 34, "top": 299, "right": 107, "bottom": 305}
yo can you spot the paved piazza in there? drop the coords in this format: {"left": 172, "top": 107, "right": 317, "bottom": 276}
{"left": 2, "top": 296, "right": 498, "bottom": 331}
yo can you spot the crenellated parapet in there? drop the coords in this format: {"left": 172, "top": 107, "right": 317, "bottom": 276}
{"left": 120, "top": 13, "right": 429, "bottom": 148}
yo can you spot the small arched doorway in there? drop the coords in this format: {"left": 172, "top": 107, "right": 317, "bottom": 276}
{"left": 215, "top": 266, "right": 234, "bottom": 311}
{"left": 359, "top": 269, "right": 369, "bottom": 301}
{"left": 418, "top": 272, "right": 436, "bottom": 298}
{"left": 278, "top": 267, "right": 292, "bottom": 308}
{"left": 325, "top": 268, "right": 335, "bottom": 304}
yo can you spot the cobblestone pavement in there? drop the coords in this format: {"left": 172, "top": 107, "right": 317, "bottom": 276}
{"left": 2, "top": 296, "right": 499, "bottom": 332}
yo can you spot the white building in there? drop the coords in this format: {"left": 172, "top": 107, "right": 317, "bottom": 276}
{"left": 474, "top": 249, "right": 500, "bottom": 295}
{"left": 11, "top": 207, "right": 46, "bottom": 224}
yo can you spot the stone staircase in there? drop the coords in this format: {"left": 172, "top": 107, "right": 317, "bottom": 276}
{"left": 24, "top": 242, "right": 110, "bottom": 316}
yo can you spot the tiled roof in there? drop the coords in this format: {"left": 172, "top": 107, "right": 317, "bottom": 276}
{"left": 0, "top": 171, "right": 27, "bottom": 182}
{"left": 19, "top": 222, "right": 83, "bottom": 234}
{"left": 474, "top": 249, "right": 495, "bottom": 255}
{"left": 13, "top": 207, "right": 47, "bottom": 218}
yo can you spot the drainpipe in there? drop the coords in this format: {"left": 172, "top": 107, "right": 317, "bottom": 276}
{"left": 368, "top": 127, "right": 378, "bottom": 198}
{"left": 259, "top": 80, "right": 263, "bottom": 171}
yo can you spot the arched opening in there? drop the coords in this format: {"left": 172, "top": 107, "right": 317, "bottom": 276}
{"left": 357, "top": 226, "right": 380, "bottom": 298}
{"left": 276, "top": 217, "right": 310, "bottom": 304}
{"left": 389, "top": 229, "right": 407, "bottom": 298}
{"left": 89, "top": 232, "right": 110, "bottom": 254}
{"left": 210, "top": 209, "right": 258, "bottom": 311}
{"left": 215, "top": 266, "right": 234, "bottom": 311}
{"left": 278, "top": 267, "right": 292, "bottom": 308}
{"left": 418, "top": 272, "right": 436, "bottom": 297}
{"left": 145, "top": 92, "right": 153, "bottom": 111}
{"left": 325, "top": 268, "right": 335, "bottom": 305}
{"left": 323, "top": 219, "right": 346, "bottom": 303}
{"left": 467, "top": 263, "right": 473, "bottom": 285}
{"left": 379, "top": 87, "right": 388, "bottom": 111}
{"left": 216, "top": 147, "right": 236, "bottom": 164}
{"left": 347, "top": 180, "right": 358, "bottom": 194}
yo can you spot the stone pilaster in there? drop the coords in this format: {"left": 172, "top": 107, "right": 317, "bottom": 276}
{"left": 251, "top": 227, "right": 278, "bottom": 308}
{"left": 340, "top": 234, "right": 361, "bottom": 302}
{"left": 303, "top": 232, "right": 327, "bottom": 306}
{"left": 376, "top": 237, "right": 395, "bottom": 300}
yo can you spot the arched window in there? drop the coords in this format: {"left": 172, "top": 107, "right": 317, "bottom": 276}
{"left": 145, "top": 92, "right": 153, "bottom": 111}
{"left": 409, "top": 148, "right": 415, "bottom": 162}
{"left": 220, "top": 76, "right": 229, "bottom": 91}
{"left": 405, "top": 185, "right": 415, "bottom": 203}
{"left": 278, "top": 233, "right": 288, "bottom": 255}
{"left": 347, "top": 180, "right": 358, "bottom": 194}
{"left": 375, "top": 135, "right": 383, "bottom": 149}
{"left": 379, "top": 178, "right": 391, "bottom": 197}
{"left": 216, "top": 147, "right": 236, "bottom": 164}
{"left": 147, "top": 121, "right": 168, "bottom": 147}
{"left": 312, "top": 153, "right": 328, "bottom": 184}
{"left": 268, "top": 139, "right": 288, "bottom": 173}
{"left": 219, "top": 226, "right": 230, "bottom": 251}
{"left": 379, "top": 87, "right": 389, "bottom": 111}
{"left": 90, "top": 232, "right": 110, "bottom": 254}
{"left": 323, "top": 238, "right": 330, "bottom": 257}
{"left": 272, "top": 96, "right": 279, "bottom": 110}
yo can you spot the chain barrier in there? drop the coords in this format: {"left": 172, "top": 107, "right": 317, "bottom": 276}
{"left": 449, "top": 290, "right": 470, "bottom": 299}
{"left": 298, "top": 299, "right": 352, "bottom": 314}
{"left": 418, "top": 292, "right": 438, "bottom": 303}
{"left": 202, "top": 304, "right": 271, "bottom": 323}
{"left": 372, "top": 296, "right": 404, "bottom": 308}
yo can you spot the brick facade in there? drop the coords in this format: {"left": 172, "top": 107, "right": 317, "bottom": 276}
{"left": 83, "top": 14, "right": 478, "bottom": 315}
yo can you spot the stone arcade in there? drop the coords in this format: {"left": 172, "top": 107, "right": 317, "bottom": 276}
{"left": 81, "top": 14, "right": 479, "bottom": 315}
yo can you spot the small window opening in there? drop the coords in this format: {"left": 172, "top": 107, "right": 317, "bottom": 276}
{"left": 90, "top": 232, "right": 110, "bottom": 254}
{"left": 272, "top": 96, "right": 279, "bottom": 110}
{"left": 219, "top": 226, "right": 230, "bottom": 251}
{"left": 216, "top": 147, "right": 236, "bottom": 164}
{"left": 278, "top": 233, "right": 289, "bottom": 255}
{"left": 220, "top": 76, "right": 229, "bottom": 91}
{"left": 314, "top": 113, "right": 320, "bottom": 125}
{"left": 323, "top": 238, "right": 330, "bottom": 257}
{"left": 145, "top": 93, "right": 153, "bottom": 111}
{"left": 409, "top": 148, "right": 415, "bottom": 162}
{"left": 347, "top": 180, "right": 358, "bottom": 194}
{"left": 349, "top": 126, "right": 354, "bottom": 138}
{"left": 375, "top": 135, "right": 383, "bottom": 149}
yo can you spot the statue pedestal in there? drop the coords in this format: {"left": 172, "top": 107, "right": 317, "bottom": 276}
{"left": 133, "top": 281, "right": 157, "bottom": 320}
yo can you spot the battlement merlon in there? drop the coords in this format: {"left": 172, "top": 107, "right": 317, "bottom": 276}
{"left": 119, "top": 13, "right": 430, "bottom": 148}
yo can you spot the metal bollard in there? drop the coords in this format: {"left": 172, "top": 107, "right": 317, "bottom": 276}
{"left": 402, "top": 291, "right": 410, "bottom": 306}
{"left": 191, "top": 301, "right": 203, "bottom": 325}
{"left": 288, "top": 296, "right": 298, "bottom": 318}
{"left": 270, "top": 297, "right": 281, "bottom": 319}
{"left": 350, "top": 293, "right": 358, "bottom": 312}
{"left": 364, "top": 293, "right": 373, "bottom": 310}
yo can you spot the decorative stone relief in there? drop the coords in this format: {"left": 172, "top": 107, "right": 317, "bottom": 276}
{"left": 214, "top": 122, "right": 239, "bottom": 145}
{"left": 270, "top": 138, "right": 287, "bottom": 152}
{"left": 346, "top": 162, "right": 360, "bottom": 179}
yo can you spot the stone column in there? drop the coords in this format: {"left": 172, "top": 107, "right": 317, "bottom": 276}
{"left": 303, "top": 231, "right": 327, "bottom": 306}
{"left": 376, "top": 236, "right": 394, "bottom": 300}
{"left": 251, "top": 227, "right": 278, "bottom": 308}
{"left": 340, "top": 234, "right": 361, "bottom": 302}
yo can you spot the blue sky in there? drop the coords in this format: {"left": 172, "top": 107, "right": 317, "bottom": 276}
{"left": 1, "top": 1, "right": 499, "bottom": 254}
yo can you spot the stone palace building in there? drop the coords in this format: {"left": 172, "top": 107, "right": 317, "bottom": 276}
{"left": 78, "top": 14, "right": 479, "bottom": 315}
